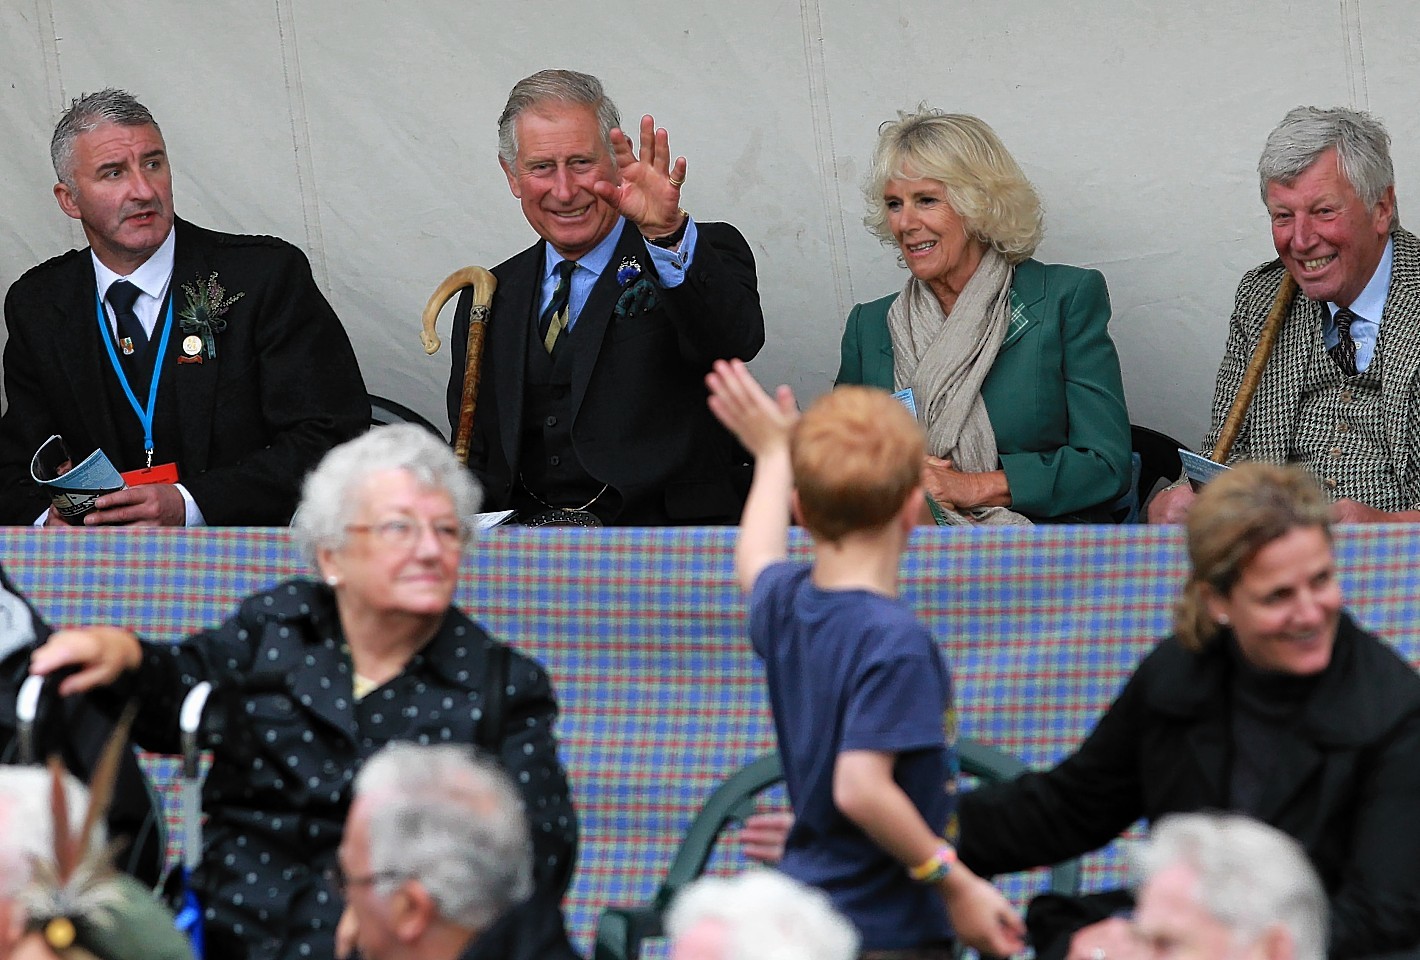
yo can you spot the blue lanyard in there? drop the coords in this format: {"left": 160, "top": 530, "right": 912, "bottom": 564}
{"left": 95, "top": 290, "right": 175, "bottom": 467}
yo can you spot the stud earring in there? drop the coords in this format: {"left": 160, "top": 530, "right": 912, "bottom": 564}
{"left": 325, "top": 575, "right": 340, "bottom": 588}
{"left": 1216, "top": 614, "right": 1230, "bottom": 626}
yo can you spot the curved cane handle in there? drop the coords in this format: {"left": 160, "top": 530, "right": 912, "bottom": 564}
{"left": 420, "top": 266, "right": 497, "bottom": 355}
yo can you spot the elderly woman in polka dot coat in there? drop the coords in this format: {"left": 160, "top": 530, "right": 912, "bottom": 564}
{"left": 27, "top": 425, "right": 579, "bottom": 960}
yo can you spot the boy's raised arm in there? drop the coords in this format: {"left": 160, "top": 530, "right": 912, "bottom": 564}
{"left": 706, "top": 359, "right": 800, "bottom": 593}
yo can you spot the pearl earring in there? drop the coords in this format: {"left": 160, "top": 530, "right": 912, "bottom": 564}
{"left": 325, "top": 575, "right": 340, "bottom": 588}
{"left": 1216, "top": 614, "right": 1230, "bottom": 626}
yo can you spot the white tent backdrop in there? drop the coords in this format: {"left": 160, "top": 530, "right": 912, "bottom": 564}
{"left": 3, "top": 0, "right": 1414, "bottom": 445}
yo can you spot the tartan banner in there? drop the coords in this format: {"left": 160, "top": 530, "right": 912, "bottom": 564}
{"left": 5, "top": 525, "right": 1419, "bottom": 953}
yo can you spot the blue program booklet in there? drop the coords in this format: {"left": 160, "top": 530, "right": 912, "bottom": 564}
{"left": 30, "top": 435, "right": 126, "bottom": 523}
{"left": 1179, "top": 449, "right": 1231, "bottom": 486}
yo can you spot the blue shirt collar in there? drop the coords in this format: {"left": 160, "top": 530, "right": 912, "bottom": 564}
{"left": 542, "top": 217, "right": 626, "bottom": 281}
{"left": 1330, "top": 234, "right": 1393, "bottom": 323}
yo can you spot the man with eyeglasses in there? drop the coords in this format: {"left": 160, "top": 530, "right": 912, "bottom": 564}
{"left": 333, "top": 743, "right": 532, "bottom": 960}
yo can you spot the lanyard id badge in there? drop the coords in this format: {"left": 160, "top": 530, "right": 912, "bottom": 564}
{"left": 95, "top": 290, "right": 178, "bottom": 474}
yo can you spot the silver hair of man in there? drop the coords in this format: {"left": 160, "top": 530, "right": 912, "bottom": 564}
{"left": 1258, "top": 105, "right": 1400, "bottom": 229}
{"left": 354, "top": 742, "right": 532, "bottom": 931}
{"left": 51, "top": 88, "right": 160, "bottom": 189}
{"left": 1133, "top": 812, "right": 1327, "bottom": 960}
{"left": 665, "top": 869, "right": 860, "bottom": 960}
{"left": 0, "top": 766, "right": 97, "bottom": 898}
{"left": 496, "top": 69, "right": 621, "bottom": 168}
{"left": 292, "top": 424, "right": 483, "bottom": 566}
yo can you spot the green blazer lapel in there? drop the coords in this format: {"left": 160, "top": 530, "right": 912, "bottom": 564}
{"left": 169, "top": 220, "right": 221, "bottom": 471}
{"left": 1002, "top": 259, "right": 1045, "bottom": 350}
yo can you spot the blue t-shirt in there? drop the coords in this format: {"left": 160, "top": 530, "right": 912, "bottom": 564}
{"left": 750, "top": 561, "right": 957, "bottom": 949}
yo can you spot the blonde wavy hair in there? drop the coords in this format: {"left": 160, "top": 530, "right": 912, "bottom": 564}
{"left": 863, "top": 107, "right": 1043, "bottom": 264}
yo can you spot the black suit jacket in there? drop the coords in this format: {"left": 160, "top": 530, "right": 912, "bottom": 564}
{"left": 0, "top": 218, "right": 369, "bottom": 525}
{"left": 447, "top": 220, "right": 764, "bottom": 525}
{"left": 958, "top": 614, "right": 1420, "bottom": 958}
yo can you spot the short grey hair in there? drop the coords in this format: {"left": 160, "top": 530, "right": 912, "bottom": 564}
{"left": 292, "top": 424, "right": 483, "bottom": 566}
{"left": 0, "top": 766, "right": 96, "bottom": 898}
{"left": 354, "top": 743, "right": 532, "bottom": 931}
{"left": 496, "top": 69, "right": 620, "bottom": 168}
{"left": 863, "top": 106, "right": 1043, "bottom": 264}
{"left": 1134, "top": 813, "right": 1326, "bottom": 960}
{"left": 51, "top": 88, "right": 161, "bottom": 188}
{"left": 665, "top": 870, "right": 860, "bottom": 960}
{"left": 1258, "top": 105, "right": 1400, "bottom": 229}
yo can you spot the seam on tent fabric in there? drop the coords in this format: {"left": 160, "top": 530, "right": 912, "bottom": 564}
{"left": 1340, "top": 0, "right": 1370, "bottom": 111}
{"left": 274, "top": 0, "right": 331, "bottom": 292}
{"left": 800, "top": 0, "right": 854, "bottom": 321}
{"left": 35, "top": 0, "right": 80, "bottom": 250}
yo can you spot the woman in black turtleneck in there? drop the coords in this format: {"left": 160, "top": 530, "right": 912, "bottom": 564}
{"left": 957, "top": 462, "right": 1420, "bottom": 960}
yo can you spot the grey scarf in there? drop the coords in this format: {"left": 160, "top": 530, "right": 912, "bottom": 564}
{"left": 887, "top": 247, "right": 1031, "bottom": 526}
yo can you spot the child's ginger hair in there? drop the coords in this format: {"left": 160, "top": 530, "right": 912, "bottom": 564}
{"left": 791, "top": 386, "right": 925, "bottom": 542}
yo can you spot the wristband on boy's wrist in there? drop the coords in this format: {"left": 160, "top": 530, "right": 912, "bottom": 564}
{"left": 908, "top": 843, "right": 958, "bottom": 883}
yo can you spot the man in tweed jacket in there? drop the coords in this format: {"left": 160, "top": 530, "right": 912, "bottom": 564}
{"left": 1152, "top": 106, "right": 1419, "bottom": 523}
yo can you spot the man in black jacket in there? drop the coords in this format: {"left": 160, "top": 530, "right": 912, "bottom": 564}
{"left": 446, "top": 69, "right": 763, "bottom": 525}
{"left": 0, "top": 88, "right": 367, "bottom": 526}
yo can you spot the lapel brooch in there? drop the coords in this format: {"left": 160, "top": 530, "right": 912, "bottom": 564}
{"left": 178, "top": 272, "right": 244, "bottom": 361}
{"left": 616, "top": 257, "right": 642, "bottom": 287}
{"left": 614, "top": 257, "right": 660, "bottom": 318}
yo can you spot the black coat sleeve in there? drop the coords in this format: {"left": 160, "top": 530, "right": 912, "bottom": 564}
{"left": 958, "top": 669, "right": 1148, "bottom": 876}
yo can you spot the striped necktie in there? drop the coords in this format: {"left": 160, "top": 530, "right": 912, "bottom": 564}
{"left": 540, "top": 260, "right": 576, "bottom": 354}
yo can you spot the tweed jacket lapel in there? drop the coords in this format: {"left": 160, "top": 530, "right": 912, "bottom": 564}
{"left": 1378, "top": 230, "right": 1420, "bottom": 495}
{"left": 1244, "top": 229, "right": 1420, "bottom": 479}
{"left": 1249, "top": 282, "right": 1323, "bottom": 465}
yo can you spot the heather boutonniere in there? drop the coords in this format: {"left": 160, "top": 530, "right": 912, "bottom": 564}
{"left": 178, "top": 272, "right": 244, "bottom": 359}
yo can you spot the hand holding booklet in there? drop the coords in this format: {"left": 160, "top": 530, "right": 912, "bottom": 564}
{"left": 1179, "top": 448, "right": 1231, "bottom": 487}
{"left": 30, "top": 435, "right": 125, "bottom": 524}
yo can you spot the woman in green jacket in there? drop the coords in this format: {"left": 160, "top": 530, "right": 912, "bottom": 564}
{"left": 838, "top": 109, "right": 1131, "bottom": 523}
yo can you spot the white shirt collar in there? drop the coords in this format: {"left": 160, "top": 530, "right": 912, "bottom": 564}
{"left": 91, "top": 225, "right": 177, "bottom": 301}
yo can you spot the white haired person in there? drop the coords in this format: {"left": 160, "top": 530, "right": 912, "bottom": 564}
{"left": 666, "top": 870, "right": 859, "bottom": 960}
{"left": 335, "top": 743, "right": 532, "bottom": 960}
{"left": 22, "top": 425, "right": 578, "bottom": 960}
{"left": 1132, "top": 813, "right": 1326, "bottom": 960}
{"left": 1, "top": 765, "right": 192, "bottom": 960}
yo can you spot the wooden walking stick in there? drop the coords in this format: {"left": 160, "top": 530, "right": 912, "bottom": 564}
{"left": 1210, "top": 272, "right": 1299, "bottom": 463}
{"left": 421, "top": 267, "right": 497, "bottom": 464}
